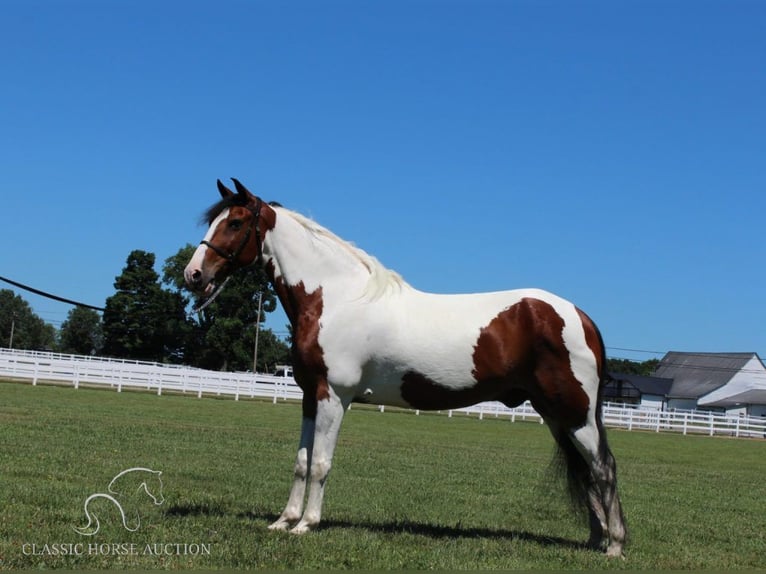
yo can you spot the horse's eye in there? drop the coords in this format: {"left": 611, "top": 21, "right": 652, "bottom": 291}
{"left": 229, "top": 219, "right": 243, "bottom": 231}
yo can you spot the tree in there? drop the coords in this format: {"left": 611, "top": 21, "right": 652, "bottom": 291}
{"left": 58, "top": 307, "right": 103, "bottom": 355}
{"left": 0, "top": 289, "right": 56, "bottom": 350}
{"left": 102, "top": 250, "right": 188, "bottom": 362}
{"left": 163, "top": 244, "right": 290, "bottom": 371}
{"left": 606, "top": 358, "right": 660, "bottom": 376}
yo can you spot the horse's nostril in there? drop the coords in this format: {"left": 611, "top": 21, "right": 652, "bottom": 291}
{"left": 191, "top": 270, "right": 202, "bottom": 281}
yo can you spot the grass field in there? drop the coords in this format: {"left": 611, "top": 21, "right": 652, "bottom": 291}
{"left": 1, "top": 380, "right": 764, "bottom": 570}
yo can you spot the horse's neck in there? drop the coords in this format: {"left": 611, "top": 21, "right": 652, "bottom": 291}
{"left": 264, "top": 211, "right": 370, "bottom": 299}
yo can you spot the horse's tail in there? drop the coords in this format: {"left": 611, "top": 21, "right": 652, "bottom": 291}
{"left": 72, "top": 493, "right": 139, "bottom": 536}
{"left": 552, "top": 425, "right": 592, "bottom": 511}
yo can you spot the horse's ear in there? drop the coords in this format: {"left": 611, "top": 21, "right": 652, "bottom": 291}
{"left": 231, "top": 178, "right": 252, "bottom": 198}
{"left": 217, "top": 179, "right": 235, "bottom": 198}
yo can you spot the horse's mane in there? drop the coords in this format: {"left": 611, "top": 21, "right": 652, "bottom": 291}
{"left": 276, "top": 207, "right": 407, "bottom": 299}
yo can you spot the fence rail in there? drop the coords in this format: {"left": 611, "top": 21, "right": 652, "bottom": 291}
{"left": 2, "top": 348, "right": 764, "bottom": 439}
{"left": 0, "top": 347, "right": 302, "bottom": 402}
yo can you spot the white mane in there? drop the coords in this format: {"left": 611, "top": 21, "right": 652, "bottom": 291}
{"left": 275, "top": 207, "right": 407, "bottom": 300}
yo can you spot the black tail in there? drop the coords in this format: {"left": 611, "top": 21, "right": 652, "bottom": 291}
{"left": 553, "top": 426, "right": 592, "bottom": 511}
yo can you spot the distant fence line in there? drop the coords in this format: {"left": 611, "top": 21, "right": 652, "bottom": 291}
{"left": 1, "top": 348, "right": 764, "bottom": 439}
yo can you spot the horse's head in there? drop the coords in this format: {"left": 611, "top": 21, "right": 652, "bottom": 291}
{"left": 142, "top": 470, "right": 165, "bottom": 506}
{"left": 184, "top": 179, "right": 273, "bottom": 304}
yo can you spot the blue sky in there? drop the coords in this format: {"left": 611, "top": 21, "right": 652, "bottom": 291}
{"left": 1, "top": 0, "right": 764, "bottom": 362}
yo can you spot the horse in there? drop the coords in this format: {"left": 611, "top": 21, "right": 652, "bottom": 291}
{"left": 74, "top": 467, "right": 164, "bottom": 536}
{"left": 183, "top": 179, "right": 627, "bottom": 557}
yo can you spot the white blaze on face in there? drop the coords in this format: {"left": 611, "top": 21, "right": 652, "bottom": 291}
{"left": 184, "top": 209, "right": 230, "bottom": 287}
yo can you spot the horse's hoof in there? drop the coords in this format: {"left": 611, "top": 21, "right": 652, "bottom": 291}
{"left": 289, "top": 521, "right": 315, "bottom": 535}
{"left": 268, "top": 519, "right": 291, "bottom": 531}
{"left": 605, "top": 544, "right": 625, "bottom": 559}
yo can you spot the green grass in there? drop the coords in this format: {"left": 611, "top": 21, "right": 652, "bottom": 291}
{"left": 1, "top": 380, "right": 765, "bottom": 570}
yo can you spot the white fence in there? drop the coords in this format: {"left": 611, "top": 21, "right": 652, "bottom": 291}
{"left": 2, "top": 348, "right": 765, "bottom": 439}
{"left": 453, "top": 400, "right": 766, "bottom": 439}
{"left": 0, "top": 347, "right": 301, "bottom": 403}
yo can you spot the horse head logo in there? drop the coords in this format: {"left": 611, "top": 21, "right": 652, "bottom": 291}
{"left": 73, "top": 467, "right": 164, "bottom": 536}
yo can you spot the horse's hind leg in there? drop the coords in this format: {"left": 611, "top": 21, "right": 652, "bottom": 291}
{"left": 547, "top": 421, "right": 608, "bottom": 550}
{"left": 570, "top": 421, "right": 627, "bottom": 557}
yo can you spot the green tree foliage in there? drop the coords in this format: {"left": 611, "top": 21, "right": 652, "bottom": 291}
{"left": 606, "top": 357, "right": 660, "bottom": 376}
{"left": 58, "top": 307, "right": 103, "bottom": 355}
{"left": 0, "top": 289, "right": 56, "bottom": 350}
{"left": 163, "top": 244, "right": 290, "bottom": 371}
{"left": 102, "top": 250, "right": 188, "bottom": 362}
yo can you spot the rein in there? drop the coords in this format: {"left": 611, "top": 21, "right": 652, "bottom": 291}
{"left": 200, "top": 197, "right": 264, "bottom": 268}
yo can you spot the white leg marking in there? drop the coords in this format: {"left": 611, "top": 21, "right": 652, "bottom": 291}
{"left": 290, "top": 388, "right": 349, "bottom": 534}
{"left": 269, "top": 417, "right": 315, "bottom": 531}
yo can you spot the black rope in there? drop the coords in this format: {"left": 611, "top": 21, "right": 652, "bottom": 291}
{"left": 0, "top": 275, "right": 105, "bottom": 312}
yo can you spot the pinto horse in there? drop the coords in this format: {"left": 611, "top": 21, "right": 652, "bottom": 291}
{"left": 184, "top": 179, "right": 626, "bottom": 557}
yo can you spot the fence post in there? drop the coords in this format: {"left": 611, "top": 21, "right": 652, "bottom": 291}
{"left": 683, "top": 413, "right": 688, "bottom": 435}
{"left": 709, "top": 412, "right": 714, "bottom": 437}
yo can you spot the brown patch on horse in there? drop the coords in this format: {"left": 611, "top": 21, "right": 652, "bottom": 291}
{"left": 400, "top": 298, "right": 590, "bottom": 428}
{"left": 258, "top": 203, "right": 277, "bottom": 239}
{"left": 400, "top": 371, "right": 506, "bottom": 410}
{"left": 400, "top": 300, "right": 534, "bottom": 410}
{"left": 517, "top": 298, "right": 591, "bottom": 428}
{"left": 265, "top": 261, "right": 329, "bottom": 418}
{"left": 265, "top": 260, "right": 297, "bottom": 325}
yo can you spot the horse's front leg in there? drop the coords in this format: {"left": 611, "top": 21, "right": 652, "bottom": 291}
{"left": 268, "top": 414, "right": 315, "bottom": 531}
{"left": 290, "top": 386, "right": 348, "bottom": 534}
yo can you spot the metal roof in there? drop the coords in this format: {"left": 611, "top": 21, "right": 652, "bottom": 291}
{"left": 701, "top": 389, "right": 766, "bottom": 408}
{"left": 653, "top": 352, "right": 756, "bottom": 399}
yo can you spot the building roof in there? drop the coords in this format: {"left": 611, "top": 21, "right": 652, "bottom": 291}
{"left": 606, "top": 372, "right": 673, "bottom": 400}
{"left": 701, "top": 389, "right": 766, "bottom": 408}
{"left": 652, "top": 352, "right": 757, "bottom": 399}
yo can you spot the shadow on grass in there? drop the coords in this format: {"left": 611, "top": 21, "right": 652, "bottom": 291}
{"left": 165, "top": 503, "right": 587, "bottom": 552}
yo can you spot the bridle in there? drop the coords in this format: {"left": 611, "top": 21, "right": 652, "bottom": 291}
{"left": 200, "top": 197, "right": 264, "bottom": 269}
